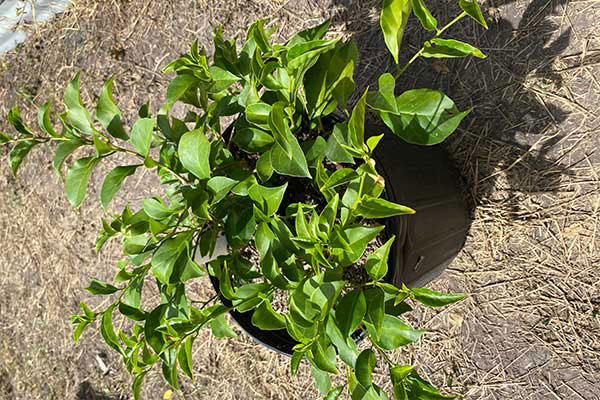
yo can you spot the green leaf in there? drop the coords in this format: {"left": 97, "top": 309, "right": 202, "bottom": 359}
{"left": 325, "top": 386, "right": 344, "bottom": 400}
{"left": 132, "top": 372, "right": 147, "bottom": 400}
{"left": 333, "top": 225, "right": 385, "bottom": 266}
{"left": 311, "top": 363, "right": 332, "bottom": 396}
{"left": 356, "top": 349, "right": 377, "bottom": 387}
{"left": 348, "top": 89, "right": 367, "bottom": 149}
{"left": 7, "top": 106, "right": 34, "bottom": 136}
{"left": 245, "top": 102, "right": 272, "bottom": 129}
{"left": 367, "top": 73, "right": 398, "bottom": 113}
{"left": 256, "top": 150, "right": 273, "bottom": 182}
{"left": 8, "top": 140, "right": 39, "bottom": 176}
{"left": 366, "top": 134, "right": 384, "bottom": 153}
{"left": 422, "top": 38, "right": 486, "bottom": 59}
{"left": 130, "top": 118, "right": 155, "bottom": 158}
{"left": 96, "top": 77, "right": 129, "bottom": 140}
{"left": 0, "top": 131, "right": 10, "bottom": 144}
{"left": 336, "top": 289, "right": 366, "bottom": 337}
{"left": 64, "top": 73, "right": 94, "bottom": 134}
{"left": 287, "top": 39, "right": 338, "bottom": 70}
{"left": 179, "top": 128, "right": 211, "bottom": 179}
{"left": 404, "top": 371, "right": 456, "bottom": 399}
{"left": 325, "top": 315, "right": 359, "bottom": 367}
{"left": 101, "top": 305, "right": 122, "bottom": 354}
{"left": 365, "top": 236, "right": 395, "bottom": 281}
{"left": 319, "top": 194, "right": 339, "bottom": 236}
{"left": 165, "top": 74, "right": 198, "bottom": 110}
{"left": 210, "top": 314, "right": 238, "bottom": 338}
{"left": 381, "top": 0, "right": 412, "bottom": 64}
{"left": 459, "top": 0, "right": 488, "bottom": 29}
{"left": 271, "top": 137, "right": 311, "bottom": 178}
{"left": 364, "top": 287, "right": 385, "bottom": 339}
{"left": 85, "top": 279, "right": 119, "bottom": 295}
{"left": 151, "top": 235, "right": 189, "bottom": 284}
{"left": 325, "top": 122, "right": 354, "bottom": 163}
{"left": 371, "top": 315, "right": 424, "bottom": 350}
{"left": 52, "top": 139, "right": 84, "bottom": 177}
{"left": 177, "top": 337, "right": 194, "bottom": 380}
{"left": 390, "top": 365, "right": 416, "bottom": 383}
{"left": 65, "top": 157, "right": 100, "bottom": 208}
{"left": 309, "top": 341, "right": 339, "bottom": 374}
{"left": 288, "top": 19, "right": 331, "bottom": 46}
{"left": 248, "top": 183, "right": 287, "bottom": 216}
{"left": 100, "top": 165, "right": 138, "bottom": 210}
{"left": 37, "top": 101, "right": 59, "bottom": 137}
{"left": 410, "top": 288, "right": 467, "bottom": 308}
{"left": 224, "top": 202, "right": 256, "bottom": 248}
{"left": 252, "top": 299, "right": 286, "bottom": 330}
{"left": 233, "top": 127, "right": 274, "bottom": 153}
{"left": 207, "top": 176, "right": 239, "bottom": 203}
{"left": 291, "top": 351, "right": 304, "bottom": 376}
{"left": 143, "top": 197, "right": 174, "bottom": 220}
{"left": 411, "top": 0, "right": 437, "bottom": 30}
{"left": 380, "top": 89, "right": 470, "bottom": 145}
{"left": 322, "top": 168, "right": 359, "bottom": 191}
{"left": 356, "top": 196, "right": 415, "bottom": 219}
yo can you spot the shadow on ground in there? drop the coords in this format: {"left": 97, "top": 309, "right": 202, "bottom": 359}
{"left": 76, "top": 381, "right": 121, "bottom": 400}
{"left": 331, "top": 0, "right": 578, "bottom": 218}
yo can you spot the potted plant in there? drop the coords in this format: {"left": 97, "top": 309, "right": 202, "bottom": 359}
{"left": 0, "top": 1, "right": 488, "bottom": 398}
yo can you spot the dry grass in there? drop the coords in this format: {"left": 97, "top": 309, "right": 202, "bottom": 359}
{"left": 0, "top": 0, "right": 599, "bottom": 399}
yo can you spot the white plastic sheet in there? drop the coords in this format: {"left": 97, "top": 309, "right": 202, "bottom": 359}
{"left": 0, "top": 0, "right": 70, "bottom": 52}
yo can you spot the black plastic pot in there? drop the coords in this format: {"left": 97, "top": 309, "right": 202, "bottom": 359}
{"left": 209, "top": 121, "right": 471, "bottom": 356}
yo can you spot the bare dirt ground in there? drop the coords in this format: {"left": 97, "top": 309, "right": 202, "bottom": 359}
{"left": 0, "top": 0, "right": 598, "bottom": 399}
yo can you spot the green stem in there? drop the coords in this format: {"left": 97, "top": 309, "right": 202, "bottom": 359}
{"left": 394, "top": 11, "right": 468, "bottom": 79}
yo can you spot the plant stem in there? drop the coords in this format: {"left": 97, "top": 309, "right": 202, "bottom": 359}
{"left": 394, "top": 11, "right": 468, "bottom": 79}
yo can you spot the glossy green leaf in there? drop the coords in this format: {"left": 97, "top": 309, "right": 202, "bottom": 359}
{"left": 177, "top": 337, "right": 194, "bottom": 379}
{"left": 380, "top": 89, "right": 470, "bottom": 145}
{"left": 412, "top": 0, "right": 437, "bottom": 30}
{"left": 8, "top": 140, "right": 39, "bottom": 176}
{"left": 333, "top": 225, "right": 385, "bottom": 266}
{"left": 248, "top": 183, "right": 287, "bottom": 216}
{"left": 85, "top": 279, "right": 119, "bottom": 295}
{"left": 291, "top": 350, "right": 304, "bottom": 376}
{"left": 256, "top": 150, "right": 273, "bottom": 182}
{"left": 224, "top": 202, "right": 256, "bottom": 248}
{"left": 459, "top": 0, "right": 488, "bottom": 29}
{"left": 132, "top": 372, "right": 147, "bottom": 400}
{"left": 410, "top": 288, "right": 467, "bottom": 308}
{"left": 325, "top": 315, "right": 359, "bottom": 367}
{"left": 309, "top": 341, "right": 339, "bottom": 374}
{"left": 325, "top": 386, "right": 344, "bottom": 400}
{"left": 336, "top": 289, "right": 366, "bottom": 337}
{"left": 381, "top": 0, "right": 412, "bottom": 64}
{"left": 130, "top": 118, "right": 155, "bottom": 158}
{"left": 311, "top": 363, "right": 332, "bottom": 396}
{"left": 404, "top": 371, "right": 456, "bottom": 399}
{"left": 319, "top": 194, "right": 339, "bottom": 236}
{"left": 100, "top": 165, "right": 138, "bottom": 210}
{"left": 233, "top": 127, "right": 274, "bottom": 153}
{"left": 179, "top": 128, "right": 211, "bottom": 179}
{"left": 7, "top": 106, "right": 34, "bottom": 136}
{"left": 366, "top": 134, "right": 384, "bottom": 153}
{"left": 325, "top": 122, "right": 354, "bottom": 163}
{"left": 322, "top": 168, "right": 358, "bottom": 191}
{"left": 0, "top": 131, "right": 10, "bottom": 144}
{"left": 372, "top": 315, "right": 425, "bottom": 350}
{"left": 64, "top": 73, "right": 94, "bottom": 134}
{"left": 101, "top": 305, "right": 122, "bottom": 354}
{"left": 348, "top": 89, "right": 367, "bottom": 149}
{"left": 207, "top": 176, "right": 239, "bottom": 203}
{"left": 151, "top": 235, "right": 189, "bottom": 284}
{"left": 271, "top": 138, "right": 311, "bottom": 178}
{"left": 52, "top": 139, "right": 84, "bottom": 177}
{"left": 365, "top": 236, "right": 395, "bottom": 281}
{"left": 96, "top": 77, "right": 129, "bottom": 140}
{"left": 367, "top": 73, "right": 398, "bottom": 113}
{"left": 390, "top": 365, "right": 416, "bottom": 383}
{"left": 65, "top": 157, "right": 100, "bottom": 208}
{"left": 142, "top": 197, "right": 174, "bottom": 220}
{"left": 356, "top": 349, "right": 377, "bottom": 387}
{"left": 245, "top": 102, "right": 272, "bottom": 129}
{"left": 422, "top": 38, "right": 486, "bottom": 59}
{"left": 364, "top": 287, "right": 385, "bottom": 338}
{"left": 165, "top": 74, "right": 198, "bottom": 110}
{"left": 252, "top": 299, "right": 286, "bottom": 330}
{"left": 356, "top": 196, "right": 415, "bottom": 219}
{"left": 210, "top": 314, "right": 238, "bottom": 338}
{"left": 37, "top": 101, "right": 59, "bottom": 137}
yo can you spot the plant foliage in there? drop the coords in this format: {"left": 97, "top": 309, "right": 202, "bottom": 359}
{"left": 1, "top": 2, "right": 487, "bottom": 398}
